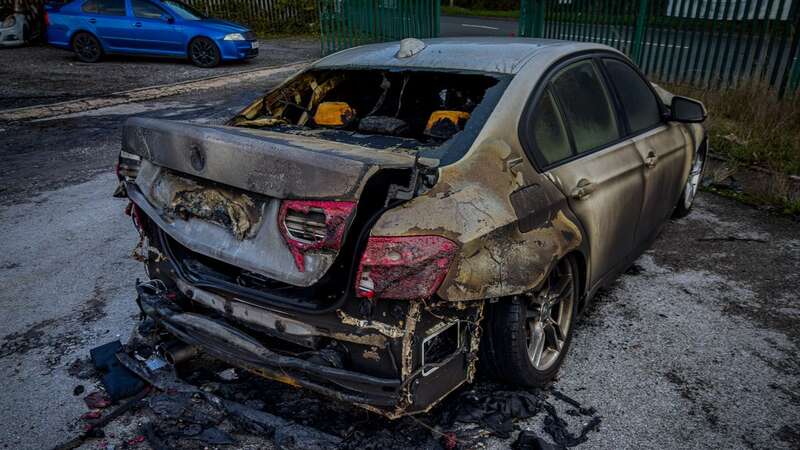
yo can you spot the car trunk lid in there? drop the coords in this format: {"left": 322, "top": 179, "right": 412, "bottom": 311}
{"left": 122, "top": 117, "right": 420, "bottom": 287}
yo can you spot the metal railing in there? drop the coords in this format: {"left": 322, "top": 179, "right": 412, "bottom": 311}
{"left": 520, "top": 0, "right": 800, "bottom": 96}
{"left": 317, "top": 0, "right": 440, "bottom": 55}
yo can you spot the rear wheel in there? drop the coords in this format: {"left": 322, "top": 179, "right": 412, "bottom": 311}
{"left": 673, "top": 140, "right": 708, "bottom": 218}
{"left": 189, "top": 37, "right": 221, "bottom": 68}
{"left": 72, "top": 32, "right": 102, "bottom": 63}
{"left": 481, "top": 256, "right": 579, "bottom": 386}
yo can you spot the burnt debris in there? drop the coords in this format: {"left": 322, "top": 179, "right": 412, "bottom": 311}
{"left": 60, "top": 335, "right": 602, "bottom": 450}
{"left": 230, "top": 68, "right": 500, "bottom": 150}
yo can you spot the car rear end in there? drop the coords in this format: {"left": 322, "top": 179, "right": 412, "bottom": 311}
{"left": 117, "top": 119, "right": 483, "bottom": 416}
{"left": 43, "top": 0, "right": 77, "bottom": 49}
{"left": 116, "top": 61, "right": 509, "bottom": 416}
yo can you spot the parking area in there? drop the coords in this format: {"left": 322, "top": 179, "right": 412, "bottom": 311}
{"left": 0, "top": 37, "right": 319, "bottom": 110}
{"left": 0, "top": 42, "right": 799, "bottom": 450}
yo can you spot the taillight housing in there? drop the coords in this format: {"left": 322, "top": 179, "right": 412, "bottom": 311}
{"left": 355, "top": 235, "right": 458, "bottom": 300}
{"left": 278, "top": 200, "right": 356, "bottom": 272}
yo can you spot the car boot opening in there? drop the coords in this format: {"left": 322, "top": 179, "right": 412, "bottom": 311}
{"left": 228, "top": 69, "right": 509, "bottom": 165}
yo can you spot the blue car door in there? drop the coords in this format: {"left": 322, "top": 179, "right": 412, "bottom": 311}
{"left": 80, "top": 0, "right": 131, "bottom": 51}
{"left": 126, "top": 0, "right": 184, "bottom": 55}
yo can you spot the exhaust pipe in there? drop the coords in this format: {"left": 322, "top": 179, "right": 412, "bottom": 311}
{"left": 159, "top": 340, "right": 199, "bottom": 365}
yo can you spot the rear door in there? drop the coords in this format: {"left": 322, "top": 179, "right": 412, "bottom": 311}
{"left": 126, "top": 0, "right": 184, "bottom": 54}
{"left": 523, "top": 58, "right": 645, "bottom": 286}
{"left": 80, "top": 0, "right": 130, "bottom": 51}
{"left": 600, "top": 57, "right": 689, "bottom": 244}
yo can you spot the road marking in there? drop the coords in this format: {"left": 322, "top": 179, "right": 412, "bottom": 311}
{"left": 462, "top": 24, "right": 500, "bottom": 30}
{"left": 0, "top": 61, "right": 309, "bottom": 123}
{"left": 559, "top": 34, "right": 690, "bottom": 49}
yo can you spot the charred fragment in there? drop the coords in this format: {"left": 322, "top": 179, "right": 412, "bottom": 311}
{"left": 165, "top": 176, "right": 260, "bottom": 241}
{"left": 228, "top": 68, "right": 502, "bottom": 154}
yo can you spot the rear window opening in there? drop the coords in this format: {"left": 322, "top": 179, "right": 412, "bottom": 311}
{"left": 228, "top": 69, "right": 510, "bottom": 165}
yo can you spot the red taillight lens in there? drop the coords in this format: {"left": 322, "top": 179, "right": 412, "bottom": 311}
{"left": 278, "top": 200, "right": 356, "bottom": 272}
{"left": 355, "top": 235, "right": 458, "bottom": 300}
{"left": 44, "top": 12, "right": 49, "bottom": 27}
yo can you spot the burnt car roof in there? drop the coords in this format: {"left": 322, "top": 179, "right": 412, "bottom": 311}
{"left": 312, "top": 37, "right": 616, "bottom": 75}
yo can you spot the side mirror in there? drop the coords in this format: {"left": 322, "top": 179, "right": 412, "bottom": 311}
{"left": 162, "top": 14, "right": 174, "bottom": 23}
{"left": 669, "top": 96, "right": 707, "bottom": 123}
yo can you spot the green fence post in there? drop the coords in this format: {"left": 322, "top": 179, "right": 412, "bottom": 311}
{"left": 533, "top": 0, "right": 545, "bottom": 38}
{"left": 630, "top": 0, "right": 649, "bottom": 64}
{"left": 434, "top": 0, "right": 441, "bottom": 37}
{"left": 518, "top": 0, "right": 528, "bottom": 37}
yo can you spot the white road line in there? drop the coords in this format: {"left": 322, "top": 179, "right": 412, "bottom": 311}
{"left": 559, "top": 34, "right": 690, "bottom": 49}
{"left": 461, "top": 24, "right": 500, "bottom": 30}
{"left": 0, "top": 61, "right": 308, "bottom": 122}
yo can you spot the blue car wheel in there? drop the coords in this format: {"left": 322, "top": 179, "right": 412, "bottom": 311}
{"left": 72, "top": 32, "right": 103, "bottom": 63}
{"left": 189, "top": 37, "right": 220, "bottom": 68}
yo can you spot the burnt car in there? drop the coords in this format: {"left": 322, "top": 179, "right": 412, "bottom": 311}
{"left": 116, "top": 37, "right": 707, "bottom": 417}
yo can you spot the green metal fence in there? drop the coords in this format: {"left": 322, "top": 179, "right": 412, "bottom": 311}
{"left": 184, "top": 0, "right": 316, "bottom": 35}
{"left": 317, "top": 0, "right": 440, "bottom": 55}
{"left": 520, "top": 0, "right": 800, "bottom": 96}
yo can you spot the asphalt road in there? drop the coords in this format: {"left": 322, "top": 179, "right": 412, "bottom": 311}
{"left": 0, "top": 37, "right": 319, "bottom": 111}
{"left": 0, "top": 46, "right": 799, "bottom": 449}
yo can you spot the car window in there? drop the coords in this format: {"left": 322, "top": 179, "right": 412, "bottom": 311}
{"left": 83, "top": 0, "right": 126, "bottom": 15}
{"left": 81, "top": 0, "right": 97, "bottom": 13}
{"left": 161, "top": 0, "right": 205, "bottom": 20}
{"left": 530, "top": 89, "right": 572, "bottom": 165}
{"left": 603, "top": 59, "right": 662, "bottom": 134}
{"left": 550, "top": 60, "right": 620, "bottom": 154}
{"left": 132, "top": 0, "right": 165, "bottom": 19}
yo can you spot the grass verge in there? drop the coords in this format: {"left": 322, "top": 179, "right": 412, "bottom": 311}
{"left": 664, "top": 82, "right": 800, "bottom": 216}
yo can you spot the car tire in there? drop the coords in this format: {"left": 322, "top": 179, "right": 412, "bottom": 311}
{"left": 480, "top": 255, "right": 579, "bottom": 387}
{"left": 673, "top": 140, "right": 708, "bottom": 219}
{"left": 189, "top": 37, "right": 221, "bottom": 68}
{"left": 72, "top": 32, "right": 103, "bottom": 63}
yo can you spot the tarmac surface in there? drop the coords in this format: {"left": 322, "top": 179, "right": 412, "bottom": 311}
{"left": 0, "top": 39, "right": 798, "bottom": 450}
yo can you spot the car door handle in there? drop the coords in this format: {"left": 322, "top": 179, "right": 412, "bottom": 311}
{"left": 134, "top": 22, "right": 142, "bottom": 27}
{"left": 645, "top": 151, "right": 658, "bottom": 168}
{"left": 570, "top": 179, "right": 595, "bottom": 200}
{"left": 88, "top": 18, "right": 96, "bottom": 23}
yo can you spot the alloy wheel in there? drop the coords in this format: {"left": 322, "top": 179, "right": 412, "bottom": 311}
{"left": 525, "top": 259, "right": 576, "bottom": 371}
{"left": 190, "top": 38, "right": 218, "bottom": 67}
{"left": 74, "top": 34, "right": 100, "bottom": 62}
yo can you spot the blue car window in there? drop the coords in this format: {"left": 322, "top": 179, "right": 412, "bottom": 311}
{"left": 86, "top": 0, "right": 126, "bottom": 15}
{"left": 81, "top": 0, "right": 97, "bottom": 13}
{"left": 161, "top": 0, "right": 204, "bottom": 20}
{"left": 132, "top": 0, "right": 165, "bottom": 19}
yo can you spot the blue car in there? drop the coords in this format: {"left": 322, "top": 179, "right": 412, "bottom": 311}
{"left": 45, "top": 0, "right": 258, "bottom": 67}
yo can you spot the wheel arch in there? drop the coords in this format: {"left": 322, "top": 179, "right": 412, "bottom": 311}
{"left": 69, "top": 29, "right": 104, "bottom": 51}
{"left": 186, "top": 34, "right": 220, "bottom": 55}
{"left": 566, "top": 249, "right": 589, "bottom": 312}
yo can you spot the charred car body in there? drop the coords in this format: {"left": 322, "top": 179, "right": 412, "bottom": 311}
{"left": 116, "top": 37, "right": 707, "bottom": 417}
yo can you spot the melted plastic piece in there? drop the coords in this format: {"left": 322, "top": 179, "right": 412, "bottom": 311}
{"left": 313, "top": 102, "right": 357, "bottom": 127}
{"left": 424, "top": 110, "right": 470, "bottom": 139}
{"left": 355, "top": 235, "right": 458, "bottom": 300}
{"left": 278, "top": 200, "right": 356, "bottom": 272}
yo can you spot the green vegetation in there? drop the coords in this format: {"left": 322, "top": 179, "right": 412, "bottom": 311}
{"left": 666, "top": 83, "right": 800, "bottom": 215}
{"left": 194, "top": 0, "right": 317, "bottom": 36}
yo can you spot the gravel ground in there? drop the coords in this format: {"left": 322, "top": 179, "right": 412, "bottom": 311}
{"left": 0, "top": 37, "right": 319, "bottom": 110}
{"left": 0, "top": 48, "right": 798, "bottom": 449}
